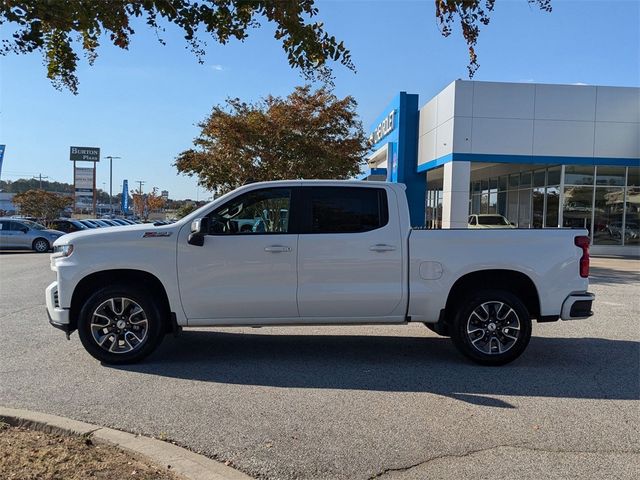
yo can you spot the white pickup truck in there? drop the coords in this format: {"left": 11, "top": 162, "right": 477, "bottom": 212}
{"left": 46, "top": 180, "right": 594, "bottom": 366}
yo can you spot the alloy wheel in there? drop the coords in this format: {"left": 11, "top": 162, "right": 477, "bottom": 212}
{"left": 90, "top": 297, "right": 149, "bottom": 354}
{"left": 34, "top": 239, "right": 49, "bottom": 252}
{"left": 466, "top": 301, "right": 521, "bottom": 355}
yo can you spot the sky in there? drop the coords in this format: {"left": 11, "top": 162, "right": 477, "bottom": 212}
{"left": 1, "top": 0, "right": 639, "bottom": 200}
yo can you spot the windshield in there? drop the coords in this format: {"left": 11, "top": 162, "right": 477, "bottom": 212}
{"left": 478, "top": 216, "right": 510, "bottom": 226}
{"left": 21, "top": 220, "right": 46, "bottom": 230}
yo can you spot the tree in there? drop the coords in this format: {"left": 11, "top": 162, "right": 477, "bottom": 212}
{"left": 1, "top": 1, "right": 353, "bottom": 94}
{"left": 435, "top": 0, "right": 552, "bottom": 77}
{"left": 13, "top": 189, "right": 73, "bottom": 221}
{"left": 175, "top": 85, "right": 368, "bottom": 195}
{"left": 131, "top": 188, "right": 145, "bottom": 219}
{"left": 146, "top": 187, "right": 166, "bottom": 212}
{"left": 130, "top": 187, "right": 165, "bottom": 220}
{"left": 176, "top": 202, "right": 197, "bottom": 219}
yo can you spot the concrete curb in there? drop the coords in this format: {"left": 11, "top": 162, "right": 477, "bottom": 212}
{"left": 0, "top": 407, "right": 253, "bottom": 480}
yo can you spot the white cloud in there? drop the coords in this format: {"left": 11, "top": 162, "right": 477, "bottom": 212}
{"left": 210, "top": 64, "right": 225, "bottom": 71}
{"left": 571, "top": 82, "right": 588, "bottom": 86}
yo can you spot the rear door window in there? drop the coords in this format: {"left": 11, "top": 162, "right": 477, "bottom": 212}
{"left": 301, "top": 187, "right": 388, "bottom": 234}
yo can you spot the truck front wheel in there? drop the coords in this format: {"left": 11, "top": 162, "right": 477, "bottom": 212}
{"left": 77, "top": 286, "right": 166, "bottom": 364}
{"left": 450, "top": 290, "right": 532, "bottom": 366}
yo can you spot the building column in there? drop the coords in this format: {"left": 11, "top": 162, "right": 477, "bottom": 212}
{"left": 442, "top": 161, "right": 471, "bottom": 228}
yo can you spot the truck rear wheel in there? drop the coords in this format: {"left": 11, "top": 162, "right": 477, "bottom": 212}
{"left": 77, "top": 286, "right": 165, "bottom": 364}
{"left": 450, "top": 289, "right": 532, "bottom": 366}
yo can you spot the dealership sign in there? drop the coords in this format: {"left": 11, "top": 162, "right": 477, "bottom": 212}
{"left": 75, "top": 167, "right": 94, "bottom": 197}
{"left": 70, "top": 146, "right": 100, "bottom": 162}
{"left": 368, "top": 110, "right": 396, "bottom": 145}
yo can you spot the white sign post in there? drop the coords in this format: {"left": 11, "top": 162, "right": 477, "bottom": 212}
{"left": 71, "top": 147, "right": 100, "bottom": 215}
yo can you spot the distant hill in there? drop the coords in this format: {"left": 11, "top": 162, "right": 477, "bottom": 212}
{"left": 0, "top": 178, "right": 110, "bottom": 202}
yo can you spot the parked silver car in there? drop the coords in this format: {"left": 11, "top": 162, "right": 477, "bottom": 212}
{"left": 0, "top": 218, "right": 65, "bottom": 252}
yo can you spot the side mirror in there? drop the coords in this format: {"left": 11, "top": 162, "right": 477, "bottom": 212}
{"left": 510, "top": 222, "right": 516, "bottom": 226}
{"left": 21, "top": 227, "right": 29, "bottom": 233}
{"left": 187, "top": 217, "right": 209, "bottom": 246}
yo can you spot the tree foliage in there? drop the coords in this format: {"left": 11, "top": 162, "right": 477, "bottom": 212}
{"left": 13, "top": 189, "right": 73, "bottom": 221}
{"left": 1, "top": 0, "right": 354, "bottom": 94}
{"left": 175, "top": 202, "right": 197, "bottom": 219}
{"left": 146, "top": 187, "right": 166, "bottom": 211}
{"left": 175, "top": 85, "right": 368, "bottom": 195}
{"left": 435, "top": 0, "right": 552, "bottom": 77}
{"left": 1, "top": 1, "right": 553, "bottom": 92}
{"left": 130, "top": 187, "right": 165, "bottom": 219}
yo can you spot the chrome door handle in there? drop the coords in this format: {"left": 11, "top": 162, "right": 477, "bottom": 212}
{"left": 264, "top": 245, "right": 292, "bottom": 253}
{"left": 369, "top": 244, "right": 396, "bottom": 252}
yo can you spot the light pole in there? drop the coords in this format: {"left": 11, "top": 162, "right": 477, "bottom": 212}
{"left": 104, "top": 155, "right": 121, "bottom": 216}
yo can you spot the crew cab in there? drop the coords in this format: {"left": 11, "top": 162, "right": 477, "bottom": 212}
{"left": 46, "top": 181, "right": 594, "bottom": 366}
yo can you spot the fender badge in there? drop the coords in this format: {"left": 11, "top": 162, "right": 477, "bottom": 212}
{"left": 143, "top": 231, "right": 172, "bottom": 238}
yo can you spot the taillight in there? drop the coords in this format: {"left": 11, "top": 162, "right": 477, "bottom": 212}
{"left": 574, "top": 235, "right": 590, "bottom": 278}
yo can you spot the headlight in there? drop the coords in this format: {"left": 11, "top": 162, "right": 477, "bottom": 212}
{"left": 52, "top": 244, "right": 74, "bottom": 258}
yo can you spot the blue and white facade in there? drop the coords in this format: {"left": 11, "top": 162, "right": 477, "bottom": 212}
{"left": 364, "top": 80, "right": 640, "bottom": 254}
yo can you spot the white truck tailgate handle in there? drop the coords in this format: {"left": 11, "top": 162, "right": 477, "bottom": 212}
{"left": 369, "top": 244, "right": 396, "bottom": 252}
{"left": 264, "top": 245, "right": 292, "bottom": 253}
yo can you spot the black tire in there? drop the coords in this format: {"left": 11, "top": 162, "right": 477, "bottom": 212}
{"left": 32, "top": 238, "right": 50, "bottom": 253}
{"left": 450, "top": 289, "right": 532, "bottom": 366}
{"left": 77, "top": 285, "right": 166, "bottom": 364}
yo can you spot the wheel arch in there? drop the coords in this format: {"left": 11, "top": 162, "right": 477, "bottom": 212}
{"left": 443, "top": 269, "right": 541, "bottom": 327}
{"left": 69, "top": 269, "right": 172, "bottom": 333}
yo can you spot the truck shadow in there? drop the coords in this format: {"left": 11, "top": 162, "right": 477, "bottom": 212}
{"left": 112, "top": 331, "right": 639, "bottom": 407}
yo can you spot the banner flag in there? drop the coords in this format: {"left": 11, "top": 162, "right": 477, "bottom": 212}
{"left": 0, "top": 145, "right": 5, "bottom": 179}
{"left": 122, "top": 180, "right": 129, "bottom": 213}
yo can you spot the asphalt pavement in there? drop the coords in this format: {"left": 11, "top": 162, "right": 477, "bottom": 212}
{"left": 0, "top": 252, "right": 638, "bottom": 479}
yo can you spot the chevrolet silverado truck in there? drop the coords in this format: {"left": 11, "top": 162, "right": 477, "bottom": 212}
{"left": 46, "top": 180, "right": 594, "bottom": 366}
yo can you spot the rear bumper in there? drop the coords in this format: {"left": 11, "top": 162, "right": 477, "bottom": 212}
{"left": 45, "top": 281, "right": 70, "bottom": 330}
{"left": 561, "top": 292, "right": 595, "bottom": 320}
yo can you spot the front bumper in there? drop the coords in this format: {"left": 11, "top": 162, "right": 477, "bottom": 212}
{"left": 45, "top": 281, "right": 70, "bottom": 331}
{"left": 561, "top": 292, "right": 595, "bottom": 320}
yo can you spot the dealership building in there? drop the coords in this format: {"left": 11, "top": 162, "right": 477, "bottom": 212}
{"left": 361, "top": 80, "right": 640, "bottom": 255}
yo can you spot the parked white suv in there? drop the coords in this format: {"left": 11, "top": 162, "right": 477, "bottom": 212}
{"left": 468, "top": 214, "right": 515, "bottom": 228}
{"left": 46, "top": 181, "right": 594, "bottom": 366}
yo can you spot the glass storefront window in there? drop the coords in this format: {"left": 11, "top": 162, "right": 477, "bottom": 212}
{"left": 509, "top": 174, "right": 519, "bottom": 189}
{"left": 489, "top": 191, "right": 498, "bottom": 214}
{"left": 546, "top": 187, "right": 560, "bottom": 227}
{"left": 497, "top": 191, "right": 507, "bottom": 217}
{"left": 625, "top": 168, "right": 639, "bottom": 245}
{"left": 595, "top": 166, "right": 626, "bottom": 186}
{"left": 532, "top": 187, "right": 545, "bottom": 228}
{"left": 481, "top": 192, "right": 489, "bottom": 213}
{"left": 533, "top": 169, "right": 546, "bottom": 187}
{"left": 563, "top": 186, "right": 593, "bottom": 231}
{"left": 507, "top": 190, "right": 518, "bottom": 225}
{"left": 518, "top": 189, "right": 531, "bottom": 227}
{"left": 593, "top": 187, "right": 624, "bottom": 245}
{"left": 471, "top": 194, "right": 481, "bottom": 214}
{"left": 464, "top": 165, "right": 637, "bottom": 244}
{"left": 547, "top": 166, "right": 561, "bottom": 185}
{"left": 565, "top": 165, "right": 595, "bottom": 186}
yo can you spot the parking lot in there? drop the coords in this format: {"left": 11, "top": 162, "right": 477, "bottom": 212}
{"left": 0, "top": 252, "right": 638, "bottom": 479}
